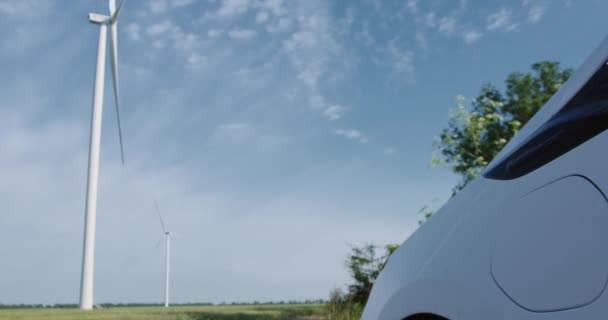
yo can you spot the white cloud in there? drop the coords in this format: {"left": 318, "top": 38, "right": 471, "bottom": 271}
{"left": 142, "top": 20, "right": 205, "bottom": 69}
{"left": 387, "top": 42, "right": 415, "bottom": 79}
{"left": 152, "top": 40, "right": 167, "bottom": 49}
{"left": 0, "top": 0, "right": 54, "bottom": 16}
{"left": 266, "top": 17, "right": 292, "bottom": 33}
{"left": 339, "top": 6, "right": 355, "bottom": 34}
{"left": 126, "top": 23, "right": 141, "bottom": 41}
{"left": 148, "top": 0, "right": 195, "bottom": 13}
{"left": 438, "top": 16, "right": 457, "bottom": 35}
{"left": 415, "top": 31, "right": 428, "bottom": 49}
{"left": 281, "top": 3, "right": 344, "bottom": 113}
{"left": 527, "top": 4, "right": 546, "bottom": 23}
{"left": 217, "top": 0, "right": 253, "bottom": 18}
{"left": 172, "top": 0, "right": 195, "bottom": 7}
{"left": 228, "top": 28, "right": 257, "bottom": 40}
{"left": 384, "top": 147, "right": 397, "bottom": 155}
{"left": 148, "top": 0, "right": 169, "bottom": 13}
{"left": 258, "top": 0, "right": 287, "bottom": 17}
{"left": 173, "top": 32, "right": 199, "bottom": 52}
{"left": 186, "top": 53, "right": 207, "bottom": 69}
{"left": 424, "top": 12, "right": 437, "bottom": 28}
{"left": 486, "top": 8, "right": 514, "bottom": 31}
{"left": 462, "top": 30, "right": 482, "bottom": 44}
{"left": 256, "top": 11, "right": 270, "bottom": 23}
{"left": 323, "top": 105, "right": 349, "bottom": 121}
{"left": 147, "top": 21, "right": 174, "bottom": 36}
{"left": 216, "top": 123, "right": 252, "bottom": 137}
{"left": 212, "top": 123, "right": 286, "bottom": 148}
{"left": 406, "top": 0, "right": 418, "bottom": 14}
{"left": 284, "top": 31, "right": 318, "bottom": 51}
{"left": 334, "top": 129, "right": 369, "bottom": 144}
{"left": 208, "top": 29, "right": 222, "bottom": 38}
{"left": 215, "top": 0, "right": 286, "bottom": 20}
{"left": 359, "top": 21, "right": 375, "bottom": 47}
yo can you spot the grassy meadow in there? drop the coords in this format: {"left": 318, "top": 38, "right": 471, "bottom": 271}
{"left": 0, "top": 304, "right": 327, "bottom": 320}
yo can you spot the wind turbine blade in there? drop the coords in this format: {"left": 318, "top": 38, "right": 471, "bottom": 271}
{"left": 152, "top": 238, "right": 163, "bottom": 255}
{"left": 154, "top": 199, "right": 167, "bottom": 233}
{"left": 109, "top": 19, "right": 125, "bottom": 164}
{"left": 109, "top": 0, "right": 125, "bottom": 22}
{"left": 109, "top": 0, "right": 116, "bottom": 14}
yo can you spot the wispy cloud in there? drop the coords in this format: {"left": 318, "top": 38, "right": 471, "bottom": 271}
{"left": 462, "top": 29, "right": 482, "bottom": 44}
{"left": 147, "top": 21, "right": 174, "bottom": 36}
{"left": 406, "top": 0, "right": 418, "bottom": 14}
{"left": 486, "top": 8, "right": 516, "bottom": 31}
{"left": 334, "top": 129, "right": 369, "bottom": 144}
{"left": 214, "top": 123, "right": 253, "bottom": 139}
{"left": 281, "top": 1, "right": 344, "bottom": 112}
{"left": 173, "top": 0, "right": 195, "bottom": 7}
{"left": 401, "top": 3, "right": 481, "bottom": 46}
{"left": 438, "top": 16, "right": 457, "bottom": 36}
{"left": 527, "top": 4, "right": 547, "bottom": 23}
{"left": 386, "top": 41, "right": 415, "bottom": 80}
{"left": 383, "top": 146, "right": 397, "bottom": 155}
{"left": 228, "top": 28, "right": 257, "bottom": 40}
{"left": 186, "top": 53, "right": 208, "bottom": 69}
{"left": 0, "top": 0, "right": 54, "bottom": 17}
{"left": 323, "top": 105, "right": 349, "bottom": 121}
{"left": 212, "top": 123, "right": 287, "bottom": 148}
{"left": 148, "top": 0, "right": 169, "bottom": 13}
{"left": 147, "top": 0, "right": 195, "bottom": 14}
{"left": 216, "top": 0, "right": 253, "bottom": 18}
{"left": 126, "top": 23, "right": 141, "bottom": 41}
{"left": 135, "top": 18, "right": 205, "bottom": 67}
{"left": 256, "top": 11, "right": 269, "bottom": 23}
{"left": 207, "top": 29, "right": 222, "bottom": 38}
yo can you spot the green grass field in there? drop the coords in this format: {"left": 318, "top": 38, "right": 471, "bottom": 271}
{"left": 0, "top": 304, "right": 327, "bottom": 320}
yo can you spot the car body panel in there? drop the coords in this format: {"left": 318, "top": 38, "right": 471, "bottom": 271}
{"left": 362, "top": 34, "right": 608, "bottom": 320}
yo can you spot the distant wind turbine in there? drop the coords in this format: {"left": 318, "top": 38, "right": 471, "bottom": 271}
{"left": 79, "top": 0, "right": 127, "bottom": 311}
{"left": 154, "top": 200, "right": 173, "bottom": 308}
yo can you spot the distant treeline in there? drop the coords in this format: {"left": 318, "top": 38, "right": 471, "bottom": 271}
{"left": 216, "top": 299, "right": 325, "bottom": 306}
{"left": 0, "top": 299, "right": 326, "bottom": 309}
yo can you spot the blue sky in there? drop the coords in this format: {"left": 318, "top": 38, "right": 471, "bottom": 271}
{"left": 0, "top": 0, "right": 606, "bottom": 305}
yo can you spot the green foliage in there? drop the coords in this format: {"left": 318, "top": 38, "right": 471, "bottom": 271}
{"left": 326, "top": 288, "right": 363, "bottom": 320}
{"left": 434, "top": 61, "right": 573, "bottom": 192}
{"left": 346, "top": 244, "right": 399, "bottom": 305}
{"left": 417, "top": 198, "right": 441, "bottom": 225}
{"left": 504, "top": 62, "right": 573, "bottom": 123}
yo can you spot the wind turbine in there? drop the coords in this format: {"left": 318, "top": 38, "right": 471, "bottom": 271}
{"left": 154, "top": 200, "right": 173, "bottom": 308}
{"left": 79, "top": 0, "right": 126, "bottom": 311}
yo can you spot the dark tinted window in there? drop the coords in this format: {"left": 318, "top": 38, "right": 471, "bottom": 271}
{"left": 485, "top": 61, "right": 608, "bottom": 180}
{"left": 404, "top": 314, "right": 449, "bottom": 320}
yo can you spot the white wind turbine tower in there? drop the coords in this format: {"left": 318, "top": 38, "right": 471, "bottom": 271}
{"left": 154, "top": 200, "right": 173, "bottom": 308}
{"left": 80, "top": 0, "right": 127, "bottom": 311}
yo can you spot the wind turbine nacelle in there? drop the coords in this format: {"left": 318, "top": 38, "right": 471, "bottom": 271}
{"left": 362, "top": 34, "right": 608, "bottom": 320}
{"left": 89, "top": 0, "right": 125, "bottom": 25}
{"left": 88, "top": 13, "right": 110, "bottom": 24}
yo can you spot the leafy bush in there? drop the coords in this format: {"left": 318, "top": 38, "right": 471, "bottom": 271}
{"left": 326, "top": 288, "right": 363, "bottom": 320}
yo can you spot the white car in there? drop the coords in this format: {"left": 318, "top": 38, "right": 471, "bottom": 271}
{"left": 362, "top": 34, "right": 608, "bottom": 320}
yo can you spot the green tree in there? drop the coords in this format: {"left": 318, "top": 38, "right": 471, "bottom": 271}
{"left": 434, "top": 61, "right": 573, "bottom": 191}
{"left": 346, "top": 244, "right": 399, "bottom": 305}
